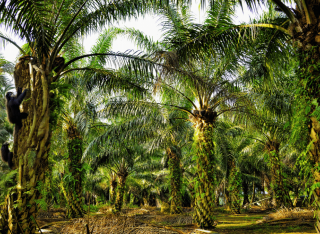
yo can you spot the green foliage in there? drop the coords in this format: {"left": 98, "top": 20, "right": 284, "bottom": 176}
{"left": 35, "top": 181, "right": 49, "bottom": 211}
{"left": 2, "top": 0, "right": 320, "bottom": 231}
{"left": 295, "top": 141, "right": 314, "bottom": 198}
{"left": 82, "top": 204, "right": 99, "bottom": 213}
{"left": 49, "top": 81, "right": 72, "bottom": 129}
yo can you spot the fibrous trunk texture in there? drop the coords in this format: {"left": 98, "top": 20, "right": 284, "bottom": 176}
{"left": 0, "top": 57, "right": 52, "bottom": 233}
{"left": 114, "top": 169, "right": 128, "bottom": 212}
{"left": 224, "top": 188, "right": 231, "bottom": 211}
{"left": 264, "top": 173, "right": 273, "bottom": 199}
{"left": 227, "top": 161, "right": 242, "bottom": 214}
{"left": 193, "top": 124, "right": 216, "bottom": 228}
{"left": 64, "top": 125, "right": 85, "bottom": 218}
{"left": 123, "top": 188, "right": 128, "bottom": 206}
{"left": 242, "top": 180, "right": 249, "bottom": 206}
{"left": 143, "top": 193, "right": 150, "bottom": 207}
{"left": 225, "top": 156, "right": 234, "bottom": 211}
{"left": 130, "top": 193, "right": 135, "bottom": 205}
{"left": 167, "top": 146, "right": 183, "bottom": 214}
{"left": 289, "top": 3, "right": 320, "bottom": 231}
{"left": 265, "top": 140, "right": 292, "bottom": 208}
{"left": 109, "top": 175, "right": 117, "bottom": 205}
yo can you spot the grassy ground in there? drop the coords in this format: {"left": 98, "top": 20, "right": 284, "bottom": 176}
{"left": 213, "top": 212, "right": 315, "bottom": 234}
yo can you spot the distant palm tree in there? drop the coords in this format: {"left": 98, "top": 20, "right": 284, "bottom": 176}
{"left": 89, "top": 138, "right": 163, "bottom": 212}
{"left": 239, "top": 43, "right": 296, "bottom": 208}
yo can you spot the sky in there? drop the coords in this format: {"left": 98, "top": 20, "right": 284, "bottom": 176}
{"left": 0, "top": 2, "right": 261, "bottom": 64}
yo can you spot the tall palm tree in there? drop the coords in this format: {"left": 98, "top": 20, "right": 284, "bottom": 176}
{"left": 170, "top": 0, "right": 320, "bottom": 226}
{"left": 59, "top": 111, "right": 87, "bottom": 217}
{"left": 0, "top": 0, "right": 169, "bottom": 232}
{"left": 104, "top": 54, "right": 245, "bottom": 227}
{"left": 55, "top": 28, "right": 127, "bottom": 217}
{"left": 111, "top": 3, "right": 249, "bottom": 226}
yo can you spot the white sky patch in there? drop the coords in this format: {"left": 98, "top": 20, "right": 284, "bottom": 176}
{"left": 0, "top": 2, "right": 264, "bottom": 64}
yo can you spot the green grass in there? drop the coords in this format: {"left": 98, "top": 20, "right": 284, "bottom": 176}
{"left": 213, "top": 212, "right": 316, "bottom": 233}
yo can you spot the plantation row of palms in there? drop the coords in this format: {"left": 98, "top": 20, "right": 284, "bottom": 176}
{"left": 0, "top": 0, "right": 319, "bottom": 233}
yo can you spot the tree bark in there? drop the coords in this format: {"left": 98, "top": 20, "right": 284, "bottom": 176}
{"left": 167, "top": 146, "right": 183, "bottom": 214}
{"left": 143, "top": 192, "right": 150, "bottom": 207}
{"left": 251, "top": 179, "right": 255, "bottom": 204}
{"left": 130, "top": 193, "right": 135, "bottom": 205}
{"left": 288, "top": 3, "right": 320, "bottom": 230}
{"left": 242, "top": 180, "right": 249, "bottom": 206}
{"left": 109, "top": 174, "right": 117, "bottom": 205}
{"left": 123, "top": 188, "right": 128, "bottom": 206}
{"left": 193, "top": 124, "right": 216, "bottom": 228}
{"left": 0, "top": 58, "right": 52, "bottom": 233}
{"left": 264, "top": 173, "right": 273, "bottom": 200}
{"left": 224, "top": 187, "right": 231, "bottom": 210}
{"left": 114, "top": 173, "right": 127, "bottom": 212}
{"left": 227, "top": 161, "right": 242, "bottom": 214}
{"left": 64, "top": 125, "right": 85, "bottom": 218}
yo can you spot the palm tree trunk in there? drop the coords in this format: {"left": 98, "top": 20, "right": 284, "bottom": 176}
{"left": 167, "top": 146, "right": 183, "bottom": 214}
{"left": 114, "top": 171, "right": 128, "bottom": 212}
{"left": 251, "top": 179, "right": 255, "bottom": 204}
{"left": 266, "top": 141, "right": 292, "bottom": 208}
{"left": 188, "top": 182, "right": 195, "bottom": 208}
{"left": 242, "top": 180, "right": 249, "bottom": 206}
{"left": 214, "top": 188, "right": 220, "bottom": 206}
{"left": 0, "top": 58, "right": 53, "bottom": 233}
{"left": 224, "top": 189, "right": 231, "bottom": 210}
{"left": 59, "top": 181, "right": 84, "bottom": 218}
{"left": 143, "top": 192, "right": 150, "bottom": 207}
{"left": 123, "top": 188, "right": 128, "bottom": 206}
{"left": 130, "top": 193, "right": 135, "bottom": 205}
{"left": 193, "top": 124, "right": 216, "bottom": 228}
{"left": 228, "top": 163, "right": 242, "bottom": 214}
{"left": 225, "top": 156, "right": 233, "bottom": 211}
{"left": 289, "top": 5, "right": 320, "bottom": 230}
{"left": 109, "top": 177, "right": 117, "bottom": 205}
{"left": 264, "top": 173, "right": 273, "bottom": 199}
{"left": 64, "top": 126, "right": 85, "bottom": 218}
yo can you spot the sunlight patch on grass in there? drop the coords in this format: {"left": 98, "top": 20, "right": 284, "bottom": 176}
{"left": 218, "top": 220, "right": 253, "bottom": 223}
{"left": 216, "top": 222, "right": 253, "bottom": 228}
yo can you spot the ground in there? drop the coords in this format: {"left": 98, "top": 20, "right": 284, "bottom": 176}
{"left": 36, "top": 206, "right": 316, "bottom": 233}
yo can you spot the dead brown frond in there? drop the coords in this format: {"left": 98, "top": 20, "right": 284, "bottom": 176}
{"left": 257, "top": 207, "right": 315, "bottom": 224}
{"left": 60, "top": 213, "right": 185, "bottom": 234}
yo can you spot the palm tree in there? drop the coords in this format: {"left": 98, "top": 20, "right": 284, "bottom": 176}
{"left": 110, "top": 3, "right": 249, "bottom": 226}
{"left": 239, "top": 43, "right": 297, "bottom": 208}
{"left": 104, "top": 54, "right": 245, "bottom": 227}
{"left": 170, "top": 0, "right": 320, "bottom": 225}
{"left": 88, "top": 128, "right": 164, "bottom": 212}
{"left": 0, "top": 0, "right": 169, "bottom": 232}
{"left": 59, "top": 111, "right": 87, "bottom": 217}
{"left": 109, "top": 170, "right": 118, "bottom": 205}
{"left": 54, "top": 28, "right": 126, "bottom": 217}
{"left": 166, "top": 145, "right": 183, "bottom": 213}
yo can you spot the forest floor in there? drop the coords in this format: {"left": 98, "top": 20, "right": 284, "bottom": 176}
{"left": 36, "top": 206, "right": 316, "bottom": 233}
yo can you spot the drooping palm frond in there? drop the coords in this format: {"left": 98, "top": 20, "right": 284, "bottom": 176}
{"left": 171, "top": 3, "right": 291, "bottom": 65}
